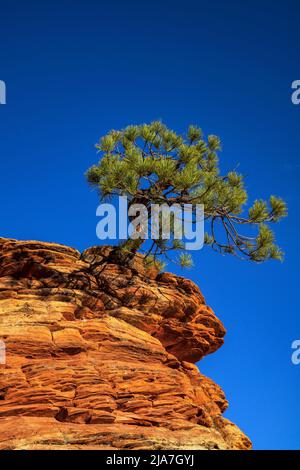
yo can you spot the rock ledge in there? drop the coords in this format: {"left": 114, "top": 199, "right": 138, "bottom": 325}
{"left": 0, "top": 238, "right": 251, "bottom": 450}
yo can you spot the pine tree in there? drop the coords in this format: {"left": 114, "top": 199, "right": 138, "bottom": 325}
{"left": 86, "top": 121, "right": 287, "bottom": 268}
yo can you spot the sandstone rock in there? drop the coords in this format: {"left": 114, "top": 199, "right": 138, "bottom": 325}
{"left": 0, "top": 238, "right": 251, "bottom": 450}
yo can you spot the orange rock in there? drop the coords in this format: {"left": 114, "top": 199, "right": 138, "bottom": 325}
{"left": 0, "top": 238, "right": 251, "bottom": 450}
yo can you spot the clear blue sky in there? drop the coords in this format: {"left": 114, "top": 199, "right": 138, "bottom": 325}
{"left": 0, "top": 0, "right": 299, "bottom": 450}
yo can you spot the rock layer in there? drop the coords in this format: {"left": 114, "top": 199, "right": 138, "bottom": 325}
{"left": 0, "top": 238, "right": 251, "bottom": 450}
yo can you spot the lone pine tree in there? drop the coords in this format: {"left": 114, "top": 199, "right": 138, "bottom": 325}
{"left": 86, "top": 121, "right": 287, "bottom": 268}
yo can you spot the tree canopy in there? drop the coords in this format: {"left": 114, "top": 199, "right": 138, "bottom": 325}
{"left": 86, "top": 121, "right": 287, "bottom": 268}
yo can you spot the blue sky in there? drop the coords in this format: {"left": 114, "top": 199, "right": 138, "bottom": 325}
{"left": 0, "top": 0, "right": 299, "bottom": 449}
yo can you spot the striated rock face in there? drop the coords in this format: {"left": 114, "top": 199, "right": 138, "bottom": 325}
{"left": 0, "top": 238, "right": 251, "bottom": 450}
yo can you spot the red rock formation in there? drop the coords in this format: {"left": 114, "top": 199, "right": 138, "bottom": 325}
{"left": 0, "top": 238, "right": 251, "bottom": 450}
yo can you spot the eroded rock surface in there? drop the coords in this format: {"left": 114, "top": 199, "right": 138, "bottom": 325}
{"left": 0, "top": 238, "right": 251, "bottom": 450}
